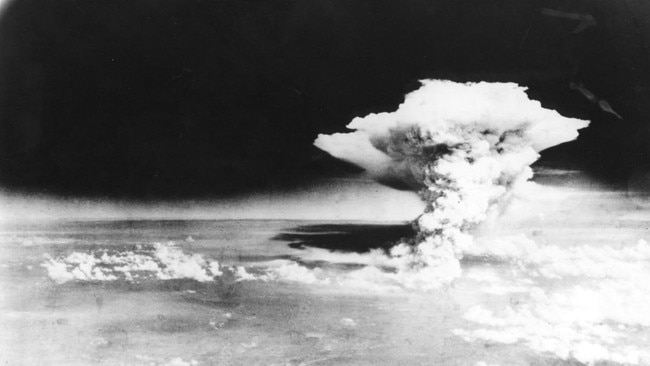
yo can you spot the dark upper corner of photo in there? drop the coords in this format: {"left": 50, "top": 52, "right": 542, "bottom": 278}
{"left": 0, "top": 0, "right": 649, "bottom": 199}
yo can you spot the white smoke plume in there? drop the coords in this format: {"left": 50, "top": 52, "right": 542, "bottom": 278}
{"left": 314, "top": 80, "right": 589, "bottom": 287}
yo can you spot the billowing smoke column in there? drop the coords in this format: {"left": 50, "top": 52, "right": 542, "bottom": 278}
{"left": 315, "top": 80, "right": 589, "bottom": 287}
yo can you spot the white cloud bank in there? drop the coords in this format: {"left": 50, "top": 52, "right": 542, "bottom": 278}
{"left": 454, "top": 235, "right": 650, "bottom": 365}
{"left": 42, "top": 242, "right": 223, "bottom": 284}
{"left": 0, "top": 178, "right": 423, "bottom": 224}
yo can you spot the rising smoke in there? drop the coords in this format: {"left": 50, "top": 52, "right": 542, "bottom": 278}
{"left": 315, "top": 80, "right": 589, "bottom": 286}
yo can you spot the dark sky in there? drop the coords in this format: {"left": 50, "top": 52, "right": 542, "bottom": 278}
{"left": 1, "top": 0, "right": 649, "bottom": 199}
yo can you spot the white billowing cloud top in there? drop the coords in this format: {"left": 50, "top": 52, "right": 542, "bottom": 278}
{"left": 315, "top": 80, "right": 588, "bottom": 181}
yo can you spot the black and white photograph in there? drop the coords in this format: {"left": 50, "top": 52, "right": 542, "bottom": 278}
{"left": 1, "top": 0, "right": 650, "bottom": 365}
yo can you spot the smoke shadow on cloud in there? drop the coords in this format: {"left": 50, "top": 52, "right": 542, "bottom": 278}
{"left": 273, "top": 224, "right": 415, "bottom": 254}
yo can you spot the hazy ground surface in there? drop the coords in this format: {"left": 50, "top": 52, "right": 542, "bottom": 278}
{"left": 1, "top": 190, "right": 650, "bottom": 365}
